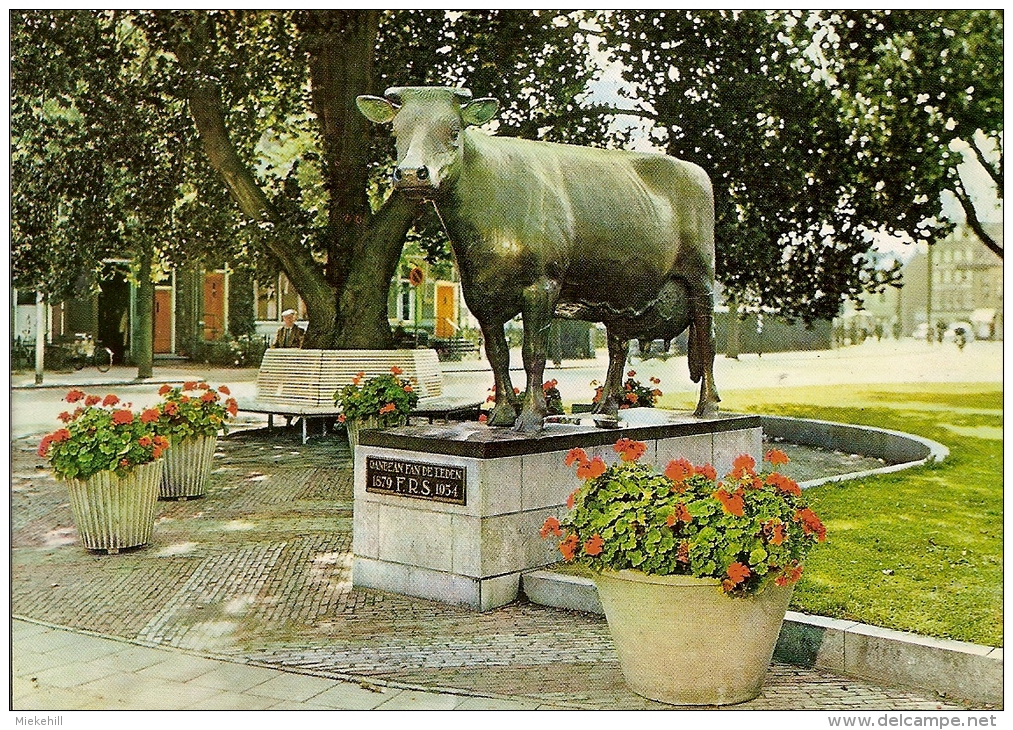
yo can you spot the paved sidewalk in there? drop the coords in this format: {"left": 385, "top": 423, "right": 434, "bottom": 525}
{"left": 12, "top": 618, "right": 533, "bottom": 710}
{"left": 11, "top": 430, "right": 996, "bottom": 712}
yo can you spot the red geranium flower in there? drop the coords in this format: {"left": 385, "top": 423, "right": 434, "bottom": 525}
{"left": 558, "top": 533, "right": 580, "bottom": 561}
{"left": 183, "top": 381, "right": 198, "bottom": 391}
{"left": 764, "top": 448, "right": 790, "bottom": 466}
{"left": 564, "top": 448, "right": 589, "bottom": 468}
{"left": 201, "top": 390, "right": 216, "bottom": 403}
{"left": 583, "top": 534, "right": 604, "bottom": 557}
{"left": 197, "top": 382, "right": 210, "bottom": 390}
{"left": 138, "top": 436, "right": 152, "bottom": 448}
{"left": 539, "top": 516, "right": 563, "bottom": 539}
{"left": 665, "top": 457, "right": 693, "bottom": 485}
{"left": 795, "top": 508, "right": 827, "bottom": 542}
{"left": 694, "top": 463, "right": 717, "bottom": 480}
{"left": 725, "top": 561, "right": 751, "bottom": 586}
{"left": 158, "top": 384, "right": 172, "bottom": 396}
{"left": 140, "top": 408, "right": 160, "bottom": 424}
{"left": 390, "top": 365, "right": 403, "bottom": 375}
{"left": 576, "top": 456, "right": 606, "bottom": 481}
{"left": 58, "top": 411, "right": 73, "bottom": 423}
{"left": 218, "top": 385, "right": 230, "bottom": 396}
{"left": 713, "top": 487, "right": 745, "bottom": 517}
{"left": 477, "top": 413, "right": 487, "bottom": 423}
{"left": 226, "top": 399, "right": 239, "bottom": 417}
{"left": 164, "top": 402, "right": 178, "bottom": 416}
{"left": 65, "top": 389, "right": 86, "bottom": 403}
{"left": 85, "top": 395, "right": 101, "bottom": 406}
{"left": 730, "top": 453, "right": 756, "bottom": 479}
{"left": 111, "top": 409, "right": 134, "bottom": 425}
{"left": 566, "top": 487, "right": 580, "bottom": 510}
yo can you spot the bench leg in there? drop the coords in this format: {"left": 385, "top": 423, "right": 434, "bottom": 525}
{"left": 268, "top": 414, "right": 274, "bottom": 431}
{"left": 302, "top": 417, "right": 308, "bottom": 444}
{"left": 323, "top": 419, "right": 328, "bottom": 437}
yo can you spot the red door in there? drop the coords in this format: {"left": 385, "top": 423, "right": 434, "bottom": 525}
{"left": 154, "top": 289, "right": 172, "bottom": 353}
{"left": 203, "top": 273, "right": 225, "bottom": 341}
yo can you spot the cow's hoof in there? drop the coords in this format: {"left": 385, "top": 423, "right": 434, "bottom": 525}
{"left": 513, "top": 409, "right": 545, "bottom": 434}
{"left": 591, "top": 399, "right": 619, "bottom": 418}
{"left": 693, "top": 401, "right": 720, "bottom": 419}
{"left": 487, "top": 403, "right": 518, "bottom": 427}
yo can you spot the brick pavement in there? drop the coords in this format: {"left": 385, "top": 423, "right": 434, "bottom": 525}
{"left": 11, "top": 429, "right": 994, "bottom": 711}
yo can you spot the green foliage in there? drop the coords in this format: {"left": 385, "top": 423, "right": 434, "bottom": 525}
{"left": 334, "top": 369, "right": 419, "bottom": 424}
{"left": 543, "top": 440, "right": 826, "bottom": 596}
{"left": 154, "top": 382, "right": 238, "bottom": 442}
{"left": 39, "top": 390, "right": 169, "bottom": 481}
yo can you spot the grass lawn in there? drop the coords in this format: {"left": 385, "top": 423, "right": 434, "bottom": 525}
{"left": 658, "top": 382, "right": 1003, "bottom": 647}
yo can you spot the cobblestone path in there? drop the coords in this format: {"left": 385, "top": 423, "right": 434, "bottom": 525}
{"left": 11, "top": 430, "right": 976, "bottom": 710}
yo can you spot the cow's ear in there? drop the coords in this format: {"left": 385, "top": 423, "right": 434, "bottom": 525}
{"left": 461, "top": 97, "right": 499, "bottom": 127}
{"left": 356, "top": 95, "right": 398, "bottom": 124}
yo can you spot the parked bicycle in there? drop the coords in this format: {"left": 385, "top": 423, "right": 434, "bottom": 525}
{"left": 65, "top": 334, "right": 114, "bottom": 373}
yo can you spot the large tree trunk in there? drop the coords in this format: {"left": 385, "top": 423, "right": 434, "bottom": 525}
{"left": 336, "top": 194, "right": 418, "bottom": 349}
{"left": 299, "top": 10, "right": 381, "bottom": 294}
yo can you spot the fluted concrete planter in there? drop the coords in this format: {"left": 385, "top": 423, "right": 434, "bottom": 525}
{"left": 595, "top": 569, "right": 794, "bottom": 706}
{"left": 66, "top": 458, "right": 163, "bottom": 554}
{"left": 160, "top": 434, "right": 218, "bottom": 500}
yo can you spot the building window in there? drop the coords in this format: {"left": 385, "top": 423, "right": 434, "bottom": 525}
{"left": 254, "top": 272, "right": 306, "bottom": 321}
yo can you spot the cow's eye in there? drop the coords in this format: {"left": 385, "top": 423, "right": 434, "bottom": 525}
{"left": 449, "top": 128, "right": 461, "bottom": 146}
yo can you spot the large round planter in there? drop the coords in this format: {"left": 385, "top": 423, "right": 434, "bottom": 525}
{"left": 594, "top": 569, "right": 794, "bottom": 706}
{"left": 65, "top": 458, "right": 163, "bottom": 554}
{"left": 160, "top": 434, "right": 218, "bottom": 500}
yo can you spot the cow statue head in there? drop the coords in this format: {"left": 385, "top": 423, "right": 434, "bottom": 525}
{"left": 356, "top": 86, "right": 499, "bottom": 198}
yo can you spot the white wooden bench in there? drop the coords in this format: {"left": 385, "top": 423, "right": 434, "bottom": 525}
{"left": 240, "top": 349, "right": 483, "bottom": 442}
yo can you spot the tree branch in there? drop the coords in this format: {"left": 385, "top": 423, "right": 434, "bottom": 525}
{"left": 952, "top": 177, "right": 1003, "bottom": 259}
{"left": 969, "top": 136, "right": 1003, "bottom": 195}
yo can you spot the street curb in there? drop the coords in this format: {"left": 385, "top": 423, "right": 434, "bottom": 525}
{"left": 11, "top": 379, "right": 165, "bottom": 391}
{"left": 521, "top": 569, "right": 1002, "bottom": 706}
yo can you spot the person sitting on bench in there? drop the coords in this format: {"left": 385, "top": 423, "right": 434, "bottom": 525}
{"left": 273, "top": 309, "right": 305, "bottom": 349}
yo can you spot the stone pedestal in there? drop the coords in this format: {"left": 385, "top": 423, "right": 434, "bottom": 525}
{"left": 352, "top": 409, "right": 761, "bottom": 611}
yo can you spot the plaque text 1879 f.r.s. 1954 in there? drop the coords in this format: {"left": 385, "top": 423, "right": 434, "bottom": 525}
{"left": 365, "top": 455, "right": 466, "bottom": 505}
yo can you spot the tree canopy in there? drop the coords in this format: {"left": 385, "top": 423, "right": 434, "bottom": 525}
{"left": 11, "top": 10, "right": 1002, "bottom": 347}
{"left": 598, "top": 9, "right": 1002, "bottom": 321}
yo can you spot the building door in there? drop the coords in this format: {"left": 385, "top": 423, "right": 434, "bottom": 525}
{"left": 434, "top": 282, "right": 457, "bottom": 339}
{"left": 203, "top": 273, "right": 225, "bottom": 341}
{"left": 154, "top": 288, "right": 173, "bottom": 353}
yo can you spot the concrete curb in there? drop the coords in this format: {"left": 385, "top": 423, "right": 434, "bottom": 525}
{"left": 521, "top": 569, "right": 1002, "bottom": 706}
{"left": 759, "top": 415, "right": 950, "bottom": 489}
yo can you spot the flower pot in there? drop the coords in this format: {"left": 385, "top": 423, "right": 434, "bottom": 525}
{"left": 65, "top": 458, "right": 163, "bottom": 554}
{"left": 594, "top": 569, "right": 794, "bottom": 706}
{"left": 160, "top": 434, "right": 218, "bottom": 500}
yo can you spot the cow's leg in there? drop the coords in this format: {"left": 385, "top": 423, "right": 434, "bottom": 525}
{"left": 479, "top": 319, "right": 519, "bottom": 426}
{"left": 592, "top": 328, "right": 628, "bottom": 417}
{"left": 687, "top": 291, "right": 720, "bottom": 417}
{"left": 515, "top": 278, "right": 561, "bottom": 433}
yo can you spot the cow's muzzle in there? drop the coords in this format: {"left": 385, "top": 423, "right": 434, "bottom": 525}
{"left": 392, "top": 166, "right": 437, "bottom": 198}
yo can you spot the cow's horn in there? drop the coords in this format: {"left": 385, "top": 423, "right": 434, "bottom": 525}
{"left": 453, "top": 88, "right": 473, "bottom": 103}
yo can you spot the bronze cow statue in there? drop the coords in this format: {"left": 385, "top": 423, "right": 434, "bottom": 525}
{"left": 358, "top": 86, "right": 720, "bottom": 432}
